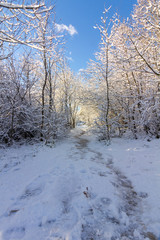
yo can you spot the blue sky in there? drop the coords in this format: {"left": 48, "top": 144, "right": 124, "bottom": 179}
{"left": 56, "top": 0, "right": 137, "bottom": 72}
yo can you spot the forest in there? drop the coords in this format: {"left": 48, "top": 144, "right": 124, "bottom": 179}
{"left": 0, "top": 0, "right": 160, "bottom": 145}
{"left": 1, "top": 2, "right": 160, "bottom": 240}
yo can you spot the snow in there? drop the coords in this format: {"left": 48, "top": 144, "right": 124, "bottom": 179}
{"left": 103, "top": 137, "right": 160, "bottom": 237}
{"left": 0, "top": 127, "right": 160, "bottom": 240}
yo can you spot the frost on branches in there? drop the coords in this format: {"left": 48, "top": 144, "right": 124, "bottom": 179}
{"left": 84, "top": 0, "right": 160, "bottom": 140}
{"left": 0, "top": 1, "right": 81, "bottom": 145}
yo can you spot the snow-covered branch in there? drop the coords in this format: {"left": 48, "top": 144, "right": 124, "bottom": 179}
{"left": 0, "top": 2, "right": 45, "bottom": 10}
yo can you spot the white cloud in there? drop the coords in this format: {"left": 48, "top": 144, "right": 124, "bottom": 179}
{"left": 55, "top": 23, "right": 78, "bottom": 36}
{"left": 77, "top": 68, "right": 84, "bottom": 75}
{"left": 66, "top": 56, "right": 73, "bottom": 62}
{"left": 78, "top": 68, "right": 84, "bottom": 73}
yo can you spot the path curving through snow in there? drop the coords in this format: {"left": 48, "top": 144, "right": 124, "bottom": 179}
{"left": 0, "top": 127, "right": 159, "bottom": 240}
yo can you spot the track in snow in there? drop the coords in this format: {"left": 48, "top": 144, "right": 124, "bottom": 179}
{"left": 74, "top": 130, "right": 157, "bottom": 240}
{"left": 0, "top": 128, "right": 158, "bottom": 240}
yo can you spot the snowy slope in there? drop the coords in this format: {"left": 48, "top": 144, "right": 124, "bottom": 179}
{"left": 0, "top": 127, "right": 159, "bottom": 240}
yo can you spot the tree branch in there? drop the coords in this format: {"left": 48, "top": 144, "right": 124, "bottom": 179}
{"left": 130, "top": 37, "right": 160, "bottom": 76}
{"left": 0, "top": 2, "right": 45, "bottom": 10}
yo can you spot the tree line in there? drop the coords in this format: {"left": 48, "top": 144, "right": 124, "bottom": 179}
{"left": 84, "top": 0, "right": 160, "bottom": 141}
{"left": 0, "top": 0, "right": 81, "bottom": 144}
{"left": 0, "top": 0, "right": 160, "bottom": 145}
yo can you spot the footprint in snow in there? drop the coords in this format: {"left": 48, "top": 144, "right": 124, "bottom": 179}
{"left": 100, "top": 197, "right": 111, "bottom": 205}
{"left": 39, "top": 218, "right": 56, "bottom": 227}
{"left": 20, "top": 186, "right": 43, "bottom": 199}
{"left": 4, "top": 174, "right": 51, "bottom": 218}
{"left": 3, "top": 227, "right": 25, "bottom": 240}
{"left": 138, "top": 192, "right": 148, "bottom": 198}
{"left": 19, "top": 174, "right": 49, "bottom": 200}
{"left": 20, "top": 182, "right": 44, "bottom": 200}
{"left": 98, "top": 171, "right": 108, "bottom": 177}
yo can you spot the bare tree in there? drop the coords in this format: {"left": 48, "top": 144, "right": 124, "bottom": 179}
{"left": 0, "top": 0, "right": 52, "bottom": 60}
{"left": 87, "top": 9, "right": 119, "bottom": 142}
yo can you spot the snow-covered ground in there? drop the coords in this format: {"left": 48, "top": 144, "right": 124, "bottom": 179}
{"left": 0, "top": 127, "right": 160, "bottom": 240}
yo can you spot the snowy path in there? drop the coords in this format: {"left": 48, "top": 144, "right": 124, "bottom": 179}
{"left": 0, "top": 128, "right": 159, "bottom": 240}
{"left": 72, "top": 130, "right": 157, "bottom": 240}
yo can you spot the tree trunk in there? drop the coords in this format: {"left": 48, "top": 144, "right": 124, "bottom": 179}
{"left": 105, "top": 44, "right": 110, "bottom": 142}
{"left": 41, "top": 49, "right": 48, "bottom": 138}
